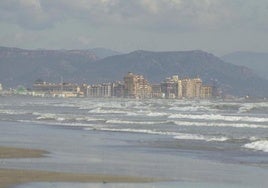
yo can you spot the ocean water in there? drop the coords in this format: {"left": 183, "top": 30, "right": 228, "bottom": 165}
{"left": 0, "top": 96, "right": 268, "bottom": 187}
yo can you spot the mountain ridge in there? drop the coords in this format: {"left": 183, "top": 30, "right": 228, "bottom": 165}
{"left": 0, "top": 47, "right": 268, "bottom": 97}
{"left": 222, "top": 51, "right": 268, "bottom": 80}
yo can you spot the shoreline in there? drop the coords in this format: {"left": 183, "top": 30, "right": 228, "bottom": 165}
{"left": 0, "top": 146, "right": 157, "bottom": 188}
{"left": 0, "top": 146, "right": 48, "bottom": 159}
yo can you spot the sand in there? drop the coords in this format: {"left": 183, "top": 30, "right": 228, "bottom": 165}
{"left": 0, "top": 146, "right": 48, "bottom": 158}
{"left": 0, "top": 146, "right": 156, "bottom": 188}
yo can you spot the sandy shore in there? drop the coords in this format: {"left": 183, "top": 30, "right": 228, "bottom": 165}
{"left": 0, "top": 146, "right": 48, "bottom": 158}
{"left": 0, "top": 146, "right": 156, "bottom": 188}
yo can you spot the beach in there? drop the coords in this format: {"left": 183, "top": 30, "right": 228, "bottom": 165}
{"left": 0, "top": 96, "right": 268, "bottom": 187}
{"left": 0, "top": 146, "right": 156, "bottom": 188}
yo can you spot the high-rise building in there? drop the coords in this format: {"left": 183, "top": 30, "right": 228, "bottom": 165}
{"left": 112, "top": 82, "right": 124, "bottom": 98}
{"left": 201, "top": 86, "right": 212, "bottom": 99}
{"left": 151, "top": 84, "right": 163, "bottom": 98}
{"left": 0, "top": 83, "right": 2, "bottom": 92}
{"left": 32, "top": 81, "right": 81, "bottom": 97}
{"left": 124, "top": 72, "right": 138, "bottom": 98}
{"left": 123, "top": 72, "right": 151, "bottom": 98}
{"left": 87, "top": 83, "right": 112, "bottom": 98}
{"left": 181, "top": 77, "right": 202, "bottom": 99}
{"left": 161, "top": 76, "right": 178, "bottom": 99}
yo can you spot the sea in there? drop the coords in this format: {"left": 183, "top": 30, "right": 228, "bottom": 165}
{"left": 0, "top": 96, "right": 267, "bottom": 187}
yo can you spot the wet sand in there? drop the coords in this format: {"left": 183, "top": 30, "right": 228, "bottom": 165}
{"left": 0, "top": 146, "right": 156, "bottom": 188}
{"left": 0, "top": 146, "right": 48, "bottom": 158}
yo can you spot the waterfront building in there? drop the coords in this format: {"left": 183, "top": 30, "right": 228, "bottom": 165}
{"left": 87, "top": 83, "right": 112, "bottom": 98}
{"left": 0, "top": 83, "right": 2, "bottom": 92}
{"left": 112, "top": 82, "right": 124, "bottom": 98}
{"left": 181, "top": 77, "right": 202, "bottom": 99}
{"left": 32, "top": 81, "right": 81, "bottom": 97}
{"left": 30, "top": 73, "right": 215, "bottom": 99}
{"left": 161, "top": 75, "right": 182, "bottom": 99}
{"left": 193, "top": 77, "right": 202, "bottom": 98}
{"left": 123, "top": 72, "right": 151, "bottom": 99}
{"left": 151, "top": 84, "right": 163, "bottom": 98}
{"left": 201, "top": 86, "right": 212, "bottom": 99}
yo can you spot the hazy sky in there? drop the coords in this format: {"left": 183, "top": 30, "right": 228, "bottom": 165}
{"left": 1, "top": 0, "right": 268, "bottom": 55}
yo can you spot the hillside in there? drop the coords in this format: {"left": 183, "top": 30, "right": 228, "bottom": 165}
{"left": 0, "top": 47, "right": 268, "bottom": 97}
{"left": 0, "top": 47, "right": 99, "bottom": 87}
{"left": 222, "top": 51, "right": 268, "bottom": 80}
{"left": 84, "top": 50, "right": 268, "bottom": 97}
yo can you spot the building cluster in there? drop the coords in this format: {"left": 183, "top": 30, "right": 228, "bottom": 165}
{"left": 158, "top": 75, "right": 212, "bottom": 99}
{"left": 32, "top": 72, "right": 213, "bottom": 99}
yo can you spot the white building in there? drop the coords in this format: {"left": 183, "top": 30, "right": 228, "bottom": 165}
{"left": 0, "top": 83, "right": 2, "bottom": 91}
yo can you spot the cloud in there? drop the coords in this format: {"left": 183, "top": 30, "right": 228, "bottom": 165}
{"left": 0, "top": 0, "right": 268, "bottom": 31}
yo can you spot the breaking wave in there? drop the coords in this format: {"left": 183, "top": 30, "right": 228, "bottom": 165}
{"left": 0, "top": 109, "right": 30, "bottom": 115}
{"left": 36, "top": 113, "right": 65, "bottom": 121}
{"left": 105, "top": 119, "right": 168, "bottom": 125}
{"left": 168, "top": 113, "right": 268, "bottom": 123}
{"left": 88, "top": 107, "right": 129, "bottom": 115}
{"left": 88, "top": 127, "right": 229, "bottom": 142}
{"left": 243, "top": 140, "right": 268, "bottom": 152}
{"left": 173, "top": 121, "right": 267, "bottom": 129}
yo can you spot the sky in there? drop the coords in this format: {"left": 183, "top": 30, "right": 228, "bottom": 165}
{"left": 1, "top": 0, "right": 268, "bottom": 55}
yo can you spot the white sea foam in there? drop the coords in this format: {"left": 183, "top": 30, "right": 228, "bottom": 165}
{"left": 173, "top": 121, "right": 267, "bottom": 129}
{"left": 168, "top": 113, "right": 268, "bottom": 123}
{"left": 238, "top": 104, "right": 256, "bottom": 113}
{"left": 91, "top": 128, "right": 228, "bottom": 142}
{"left": 0, "top": 109, "right": 30, "bottom": 115}
{"left": 146, "top": 112, "right": 169, "bottom": 117}
{"left": 238, "top": 102, "right": 268, "bottom": 113}
{"left": 244, "top": 140, "right": 268, "bottom": 152}
{"left": 36, "top": 113, "right": 69, "bottom": 122}
{"left": 169, "top": 106, "right": 212, "bottom": 112}
{"left": 36, "top": 113, "right": 58, "bottom": 120}
{"left": 19, "top": 120, "right": 95, "bottom": 127}
{"left": 105, "top": 119, "right": 167, "bottom": 125}
{"left": 126, "top": 112, "right": 139, "bottom": 116}
{"left": 173, "top": 134, "right": 228, "bottom": 142}
{"left": 88, "top": 107, "right": 127, "bottom": 114}
{"left": 75, "top": 117, "right": 105, "bottom": 122}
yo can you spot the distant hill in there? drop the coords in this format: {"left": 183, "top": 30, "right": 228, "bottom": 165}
{"left": 0, "top": 46, "right": 121, "bottom": 88}
{"left": 0, "top": 47, "right": 268, "bottom": 97}
{"left": 90, "top": 48, "right": 121, "bottom": 59}
{"left": 222, "top": 51, "right": 268, "bottom": 80}
{"left": 0, "top": 46, "right": 99, "bottom": 87}
{"left": 83, "top": 50, "right": 268, "bottom": 97}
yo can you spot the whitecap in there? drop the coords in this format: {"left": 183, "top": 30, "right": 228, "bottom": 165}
{"left": 90, "top": 128, "right": 228, "bottom": 142}
{"left": 173, "top": 121, "right": 267, "bottom": 129}
{"left": 88, "top": 108, "right": 127, "bottom": 114}
{"left": 146, "top": 112, "right": 168, "bottom": 117}
{"left": 168, "top": 113, "right": 268, "bottom": 123}
{"left": 105, "top": 119, "right": 167, "bottom": 125}
{"left": 243, "top": 140, "right": 268, "bottom": 152}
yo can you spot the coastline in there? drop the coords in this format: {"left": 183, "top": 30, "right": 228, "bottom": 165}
{"left": 0, "top": 146, "right": 48, "bottom": 159}
{"left": 0, "top": 146, "right": 156, "bottom": 188}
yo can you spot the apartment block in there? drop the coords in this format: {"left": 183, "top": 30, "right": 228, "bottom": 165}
{"left": 123, "top": 72, "right": 151, "bottom": 99}
{"left": 87, "top": 83, "right": 112, "bottom": 98}
{"left": 32, "top": 81, "right": 81, "bottom": 97}
{"left": 201, "top": 86, "right": 212, "bottom": 99}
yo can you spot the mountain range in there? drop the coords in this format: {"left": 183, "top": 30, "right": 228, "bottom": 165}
{"left": 0, "top": 46, "right": 268, "bottom": 97}
{"left": 222, "top": 51, "right": 268, "bottom": 80}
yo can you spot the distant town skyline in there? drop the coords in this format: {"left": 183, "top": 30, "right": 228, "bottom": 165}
{"left": 1, "top": 0, "right": 268, "bottom": 56}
